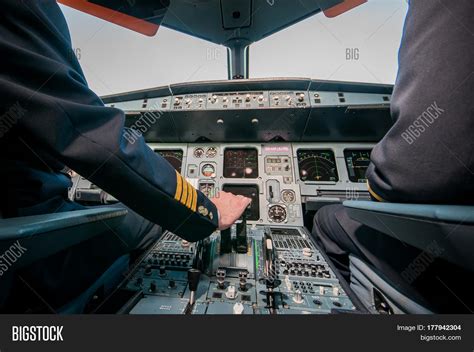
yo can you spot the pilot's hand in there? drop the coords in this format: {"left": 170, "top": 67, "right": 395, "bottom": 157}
{"left": 210, "top": 191, "right": 252, "bottom": 230}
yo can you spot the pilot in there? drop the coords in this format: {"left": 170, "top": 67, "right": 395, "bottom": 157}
{"left": 312, "top": 1, "right": 473, "bottom": 312}
{"left": 0, "top": 0, "right": 250, "bottom": 310}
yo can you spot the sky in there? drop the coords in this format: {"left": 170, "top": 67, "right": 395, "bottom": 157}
{"left": 59, "top": 0, "right": 409, "bottom": 96}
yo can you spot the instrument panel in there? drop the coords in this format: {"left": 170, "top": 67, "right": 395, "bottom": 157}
{"left": 151, "top": 143, "right": 373, "bottom": 225}
{"left": 71, "top": 142, "right": 374, "bottom": 223}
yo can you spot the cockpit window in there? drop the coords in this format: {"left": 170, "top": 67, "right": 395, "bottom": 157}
{"left": 251, "top": 1, "right": 408, "bottom": 84}
{"left": 61, "top": 5, "right": 227, "bottom": 95}
{"left": 61, "top": 1, "right": 407, "bottom": 95}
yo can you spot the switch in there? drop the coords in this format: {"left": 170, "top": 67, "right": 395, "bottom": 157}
{"left": 239, "top": 271, "right": 248, "bottom": 292}
{"left": 216, "top": 269, "right": 226, "bottom": 290}
{"left": 233, "top": 302, "right": 245, "bottom": 315}
{"left": 225, "top": 285, "right": 237, "bottom": 300}
{"left": 293, "top": 289, "right": 304, "bottom": 304}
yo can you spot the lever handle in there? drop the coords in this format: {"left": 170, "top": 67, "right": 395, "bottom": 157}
{"left": 188, "top": 268, "right": 201, "bottom": 292}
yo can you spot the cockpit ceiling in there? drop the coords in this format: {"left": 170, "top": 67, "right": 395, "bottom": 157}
{"left": 59, "top": 0, "right": 367, "bottom": 42}
{"left": 161, "top": 0, "right": 365, "bottom": 45}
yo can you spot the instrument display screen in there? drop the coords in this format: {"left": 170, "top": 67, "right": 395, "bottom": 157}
{"left": 155, "top": 150, "right": 183, "bottom": 173}
{"left": 344, "top": 149, "right": 371, "bottom": 183}
{"left": 297, "top": 150, "right": 338, "bottom": 182}
{"left": 224, "top": 148, "right": 259, "bottom": 179}
{"left": 222, "top": 184, "right": 260, "bottom": 220}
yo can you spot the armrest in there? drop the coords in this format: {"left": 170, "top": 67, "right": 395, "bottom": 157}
{"left": 0, "top": 207, "right": 127, "bottom": 271}
{"left": 343, "top": 201, "right": 474, "bottom": 271}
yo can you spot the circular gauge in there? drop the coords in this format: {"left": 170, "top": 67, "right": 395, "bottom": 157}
{"left": 201, "top": 164, "right": 216, "bottom": 178}
{"left": 206, "top": 147, "right": 218, "bottom": 158}
{"left": 281, "top": 190, "right": 296, "bottom": 203}
{"left": 297, "top": 150, "right": 338, "bottom": 182}
{"left": 268, "top": 205, "right": 287, "bottom": 223}
{"left": 193, "top": 147, "right": 205, "bottom": 158}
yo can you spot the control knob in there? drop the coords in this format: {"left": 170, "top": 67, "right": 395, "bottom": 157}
{"left": 293, "top": 289, "right": 304, "bottom": 304}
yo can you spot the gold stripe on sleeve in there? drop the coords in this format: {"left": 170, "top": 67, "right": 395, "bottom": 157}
{"left": 180, "top": 177, "right": 188, "bottom": 205}
{"left": 174, "top": 171, "right": 183, "bottom": 201}
{"left": 367, "top": 181, "right": 385, "bottom": 202}
{"left": 185, "top": 182, "right": 194, "bottom": 208}
{"left": 191, "top": 187, "right": 198, "bottom": 212}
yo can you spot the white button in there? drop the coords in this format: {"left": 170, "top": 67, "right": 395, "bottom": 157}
{"left": 293, "top": 290, "right": 304, "bottom": 304}
{"left": 225, "top": 285, "right": 237, "bottom": 300}
{"left": 302, "top": 248, "right": 312, "bottom": 257}
{"left": 233, "top": 302, "right": 244, "bottom": 315}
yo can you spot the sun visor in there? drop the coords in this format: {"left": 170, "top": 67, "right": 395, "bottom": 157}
{"left": 321, "top": 0, "right": 367, "bottom": 18}
{"left": 58, "top": 0, "right": 170, "bottom": 36}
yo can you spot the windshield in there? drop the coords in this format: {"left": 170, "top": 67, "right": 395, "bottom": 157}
{"left": 61, "top": 0, "right": 408, "bottom": 96}
{"left": 251, "top": 0, "right": 408, "bottom": 84}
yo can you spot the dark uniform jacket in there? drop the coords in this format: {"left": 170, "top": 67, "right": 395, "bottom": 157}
{"left": 367, "top": 0, "right": 473, "bottom": 205}
{"left": 0, "top": 0, "right": 218, "bottom": 242}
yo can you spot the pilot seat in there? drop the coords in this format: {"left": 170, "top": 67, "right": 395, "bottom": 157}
{"left": 0, "top": 207, "right": 130, "bottom": 314}
{"left": 343, "top": 201, "right": 474, "bottom": 314}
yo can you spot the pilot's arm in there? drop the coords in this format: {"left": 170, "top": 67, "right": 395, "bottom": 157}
{"left": 0, "top": 0, "right": 248, "bottom": 241}
{"left": 366, "top": 0, "right": 473, "bottom": 204}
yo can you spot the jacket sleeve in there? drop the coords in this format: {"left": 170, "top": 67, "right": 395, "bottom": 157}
{"left": 0, "top": 0, "right": 218, "bottom": 241}
{"left": 367, "top": 0, "right": 474, "bottom": 204}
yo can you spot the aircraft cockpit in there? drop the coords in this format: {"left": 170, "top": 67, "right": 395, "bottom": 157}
{"left": 1, "top": 0, "right": 472, "bottom": 320}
